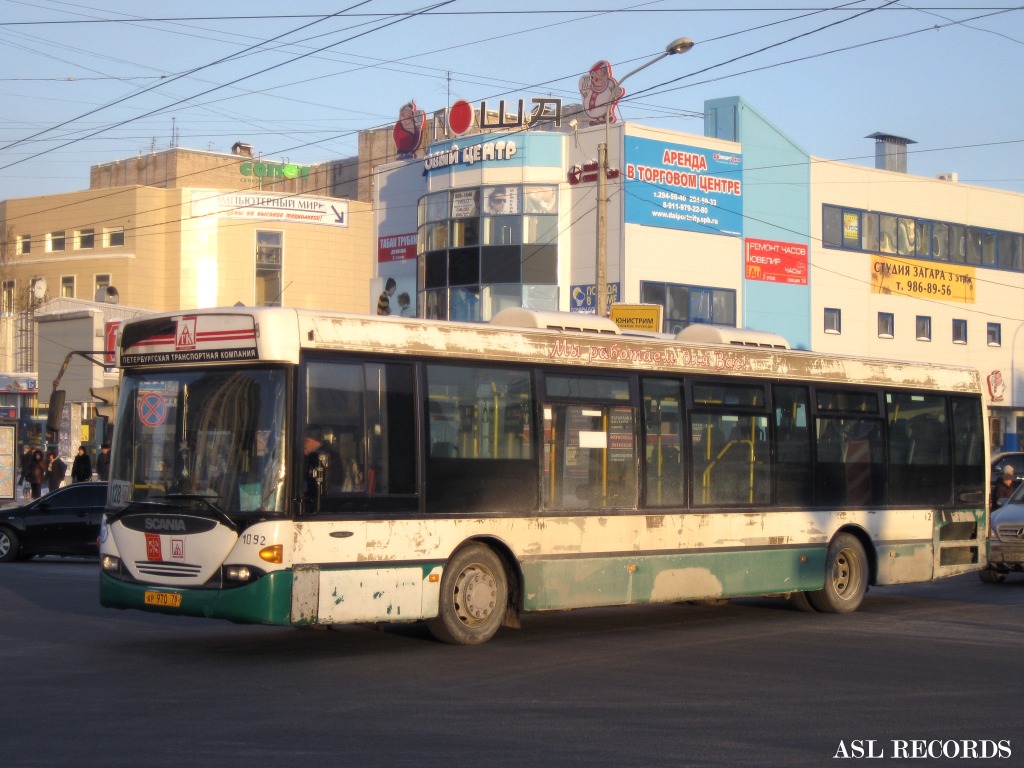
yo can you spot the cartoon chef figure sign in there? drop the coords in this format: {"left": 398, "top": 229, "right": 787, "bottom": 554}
{"left": 579, "top": 60, "right": 624, "bottom": 126}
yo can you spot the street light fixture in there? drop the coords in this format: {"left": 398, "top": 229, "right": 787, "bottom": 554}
{"left": 596, "top": 37, "right": 694, "bottom": 317}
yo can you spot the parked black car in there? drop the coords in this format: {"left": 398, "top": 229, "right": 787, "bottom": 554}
{"left": 0, "top": 482, "right": 107, "bottom": 562}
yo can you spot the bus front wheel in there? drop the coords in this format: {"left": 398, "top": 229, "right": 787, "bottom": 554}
{"left": 427, "top": 544, "right": 508, "bottom": 645}
{"left": 807, "top": 533, "right": 868, "bottom": 614}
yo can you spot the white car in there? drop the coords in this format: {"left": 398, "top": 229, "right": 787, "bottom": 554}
{"left": 981, "top": 481, "right": 1024, "bottom": 583}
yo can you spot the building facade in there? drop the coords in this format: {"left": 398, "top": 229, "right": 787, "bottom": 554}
{"left": 375, "top": 96, "right": 1024, "bottom": 451}
{"left": 1, "top": 146, "right": 372, "bottom": 318}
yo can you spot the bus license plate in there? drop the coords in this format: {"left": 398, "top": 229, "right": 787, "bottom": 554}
{"left": 144, "top": 591, "right": 182, "bottom": 608}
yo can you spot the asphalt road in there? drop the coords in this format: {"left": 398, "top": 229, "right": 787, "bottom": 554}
{"left": 1, "top": 559, "right": 1021, "bottom": 768}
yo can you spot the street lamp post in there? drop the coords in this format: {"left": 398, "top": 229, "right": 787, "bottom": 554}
{"left": 596, "top": 37, "right": 694, "bottom": 317}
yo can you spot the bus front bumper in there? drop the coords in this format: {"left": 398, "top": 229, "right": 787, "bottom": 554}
{"left": 99, "top": 570, "right": 296, "bottom": 625}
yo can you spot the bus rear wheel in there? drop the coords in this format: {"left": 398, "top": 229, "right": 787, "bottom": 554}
{"left": 427, "top": 544, "right": 508, "bottom": 645}
{"left": 807, "top": 533, "right": 868, "bottom": 614}
{"left": 788, "top": 591, "right": 817, "bottom": 612}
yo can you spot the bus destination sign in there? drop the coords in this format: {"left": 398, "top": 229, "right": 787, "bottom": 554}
{"left": 121, "top": 315, "right": 259, "bottom": 365}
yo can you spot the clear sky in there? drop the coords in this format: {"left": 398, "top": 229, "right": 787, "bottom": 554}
{"left": 1, "top": 1, "right": 1021, "bottom": 203}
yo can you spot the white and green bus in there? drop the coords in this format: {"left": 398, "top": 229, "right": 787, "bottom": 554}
{"left": 99, "top": 306, "right": 987, "bottom": 644}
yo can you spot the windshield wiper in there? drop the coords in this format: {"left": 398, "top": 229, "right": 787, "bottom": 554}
{"left": 107, "top": 494, "right": 238, "bottom": 531}
{"left": 159, "top": 493, "right": 237, "bottom": 530}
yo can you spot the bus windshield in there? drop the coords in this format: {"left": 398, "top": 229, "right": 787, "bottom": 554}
{"left": 109, "top": 368, "right": 287, "bottom": 518}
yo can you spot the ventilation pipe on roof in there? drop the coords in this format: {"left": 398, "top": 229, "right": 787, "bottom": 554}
{"left": 866, "top": 132, "right": 916, "bottom": 173}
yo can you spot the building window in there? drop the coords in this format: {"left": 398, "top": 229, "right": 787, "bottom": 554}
{"left": 821, "top": 204, "right": 1023, "bottom": 276}
{"left": 104, "top": 227, "right": 125, "bottom": 248}
{"left": 914, "top": 220, "right": 931, "bottom": 258}
{"left": 824, "top": 307, "right": 841, "bottom": 334}
{"left": 916, "top": 315, "right": 931, "bottom": 341}
{"left": 987, "top": 322, "right": 1002, "bottom": 347}
{"left": 640, "top": 282, "right": 736, "bottom": 334}
{"left": 952, "top": 319, "right": 967, "bottom": 344}
{"left": 877, "top": 312, "right": 894, "bottom": 338}
{"left": 47, "top": 231, "right": 66, "bottom": 252}
{"left": 879, "top": 214, "right": 898, "bottom": 253}
{"left": 61, "top": 276, "right": 75, "bottom": 298}
{"left": 256, "top": 231, "right": 283, "bottom": 307}
{"left": 16, "top": 235, "right": 31, "bottom": 255}
{"left": 949, "top": 224, "right": 966, "bottom": 263}
{"left": 2, "top": 280, "right": 15, "bottom": 313}
{"left": 998, "top": 232, "right": 1023, "bottom": 270}
{"left": 75, "top": 228, "right": 95, "bottom": 250}
{"left": 418, "top": 185, "right": 559, "bottom": 321}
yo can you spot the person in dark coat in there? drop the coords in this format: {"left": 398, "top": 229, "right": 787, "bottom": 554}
{"left": 71, "top": 446, "right": 92, "bottom": 483}
{"left": 18, "top": 445, "right": 32, "bottom": 499}
{"left": 27, "top": 449, "right": 46, "bottom": 499}
{"left": 45, "top": 449, "right": 66, "bottom": 493}
{"left": 96, "top": 443, "right": 111, "bottom": 482}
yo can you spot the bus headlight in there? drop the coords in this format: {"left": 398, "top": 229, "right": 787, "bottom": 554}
{"left": 101, "top": 555, "right": 121, "bottom": 572}
{"left": 224, "top": 565, "right": 253, "bottom": 581}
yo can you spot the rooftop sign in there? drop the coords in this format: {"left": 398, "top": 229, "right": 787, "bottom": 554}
{"left": 239, "top": 161, "right": 311, "bottom": 180}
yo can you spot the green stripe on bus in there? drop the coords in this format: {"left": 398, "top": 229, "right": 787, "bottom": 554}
{"left": 520, "top": 547, "right": 826, "bottom": 611}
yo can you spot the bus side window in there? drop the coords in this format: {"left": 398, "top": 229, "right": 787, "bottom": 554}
{"left": 814, "top": 416, "right": 885, "bottom": 507}
{"left": 304, "top": 360, "right": 416, "bottom": 504}
{"left": 886, "top": 392, "right": 952, "bottom": 506}
{"left": 542, "top": 403, "right": 638, "bottom": 510}
{"left": 642, "top": 378, "right": 684, "bottom": 508}
{"left": 541, "top": 373, "right": 638, "bottom": 511}
{"left": 773, "top": 385, "right": 813, "bottom": 506}
{"left": 690, "top": 380, "right": 770, "bottom": 508}
{"left": 425, "top": 364, "right": 536, "bottom": 514}
{"left": 950, "top": 397, "right": 984, "bottom": 501}
{"left": 691, "top": 412, "right": 769, "bottom": 506}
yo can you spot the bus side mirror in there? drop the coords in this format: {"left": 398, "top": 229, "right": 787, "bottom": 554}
{"left": 46, "top": 390, "right": 66, "bottom": 436}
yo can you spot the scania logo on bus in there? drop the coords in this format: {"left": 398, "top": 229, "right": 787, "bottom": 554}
{"left": 120, "top": 515, "right": 218, "bottom": 535}
{"left": 145, "top": 517, "right": 186, "bottom": 532}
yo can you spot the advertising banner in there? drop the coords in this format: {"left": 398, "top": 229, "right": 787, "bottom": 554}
{"left": 745, "top": 238, "right": 808, "bottom": 285}
{"left": 870, "top": 255, "right": 976, "bottom": 303}
{"left": 192, "top": 192, "right": 348, "bottom": 227}
{"left": 378, "top": 234, "right": 417, "bottom": 263}
{"left": 609, "top": 304, "right": 663, "bottom": 333}
{"left": 569, "top": 282, "right": 621, "bottom": 314}
{"left": 624, "top": 136, "right": 743, "bottom": 236}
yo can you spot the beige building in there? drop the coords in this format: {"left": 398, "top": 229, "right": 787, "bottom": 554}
{"left": 1, "top": 145, "right": 373, "bottom": 321}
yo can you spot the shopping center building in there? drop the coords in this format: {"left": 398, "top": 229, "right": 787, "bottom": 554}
{"left": 375, "top": 95, "right": 1024, "bottom": 451}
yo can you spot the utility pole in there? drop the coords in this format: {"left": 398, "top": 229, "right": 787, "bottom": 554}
{"left": 595, "top": 37, "right": 694, "bottom": 317}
